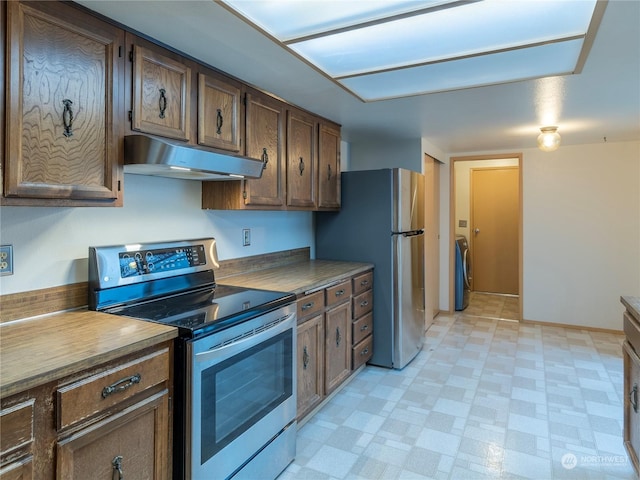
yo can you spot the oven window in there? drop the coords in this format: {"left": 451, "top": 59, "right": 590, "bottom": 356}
{"left": 200, "top": 329, "right": 293, "bottom": 464}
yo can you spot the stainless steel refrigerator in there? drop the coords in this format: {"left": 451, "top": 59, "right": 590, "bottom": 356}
{"left": 315, "top": 168, "right": 426, "bottom": 369}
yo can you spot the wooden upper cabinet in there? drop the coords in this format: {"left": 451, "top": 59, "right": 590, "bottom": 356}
{"left": 130, "top": 42, "right": 191, "bottom": 141}
{"left": 197, "top": 71, "right": 243, "bottom": 152}
{"left": 3, "top": 1, "right": 123, "bottom": 205}
{"left": 243, "top": 89, "right": 285, "bottom": 207}
{"left": 287, "top": 109, "right": 317, "bottom": 209}
{"left": 318, "top": 121, "right": 341, "bottom": 210}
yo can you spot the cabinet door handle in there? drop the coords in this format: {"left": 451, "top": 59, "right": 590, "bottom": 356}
{"left": 336, "top": 327, "right": 341, "bottom": 346}
{"left": 301, "top": 301, "right": 314, "bottom": 311}
{"left": 335, "top": 289, "right": 345, "bottom": 297}
{"left": 216, "top": 108, "right": 223, "bottom": 134}
{"left": 102, "top": 373, "right": 141, "bottom": 398}
{"left": 327, "top": 164, "right": 332, "bottom": 181}
{"left": 158, "top": 88, "right": 167, "bottom": 119}
{"left": 299, "top": 157, "right": 305, "bottom": 176}
{"left": 261, "top": 148, "right": 269, "bottom": 170}
{"left": 303, "top": 346, "right": 310, "bottom": 370}
{"left": 112, "top": 455, "right": 124, "bottom": 480}
{"left": 631, "top": 384, "right": 638, "bottom": 413}
{"left": 62, "top": 99, "right": 74, "bottom": 137}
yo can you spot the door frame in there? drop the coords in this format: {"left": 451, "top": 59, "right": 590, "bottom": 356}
{"left": 448, "top": 153, "right": 523, "bottom": 320}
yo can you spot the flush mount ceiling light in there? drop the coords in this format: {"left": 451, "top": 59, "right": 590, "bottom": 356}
{"left": 537, "top": 126, "right": 561, "bottom": 152}
{"left": 218, "top": 0, "right": 607, "bottom": 102}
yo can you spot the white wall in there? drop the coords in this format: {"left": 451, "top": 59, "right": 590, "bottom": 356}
{"left": 0, "top": 174, "right": 313, "bottom": 295}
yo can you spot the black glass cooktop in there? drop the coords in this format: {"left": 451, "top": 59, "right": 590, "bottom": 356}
{"left": 106, "top": 284, "right": 295, "bottom": 338}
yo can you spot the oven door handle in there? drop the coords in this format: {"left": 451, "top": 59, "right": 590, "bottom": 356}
{"left": 193, "top": 312, "right": 295, "bottom": 365}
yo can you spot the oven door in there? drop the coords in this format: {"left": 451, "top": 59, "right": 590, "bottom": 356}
{"left": 190, "top": 306, "right": 296, "bottom": 479}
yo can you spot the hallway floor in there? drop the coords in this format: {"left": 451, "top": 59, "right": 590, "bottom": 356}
{"left": 280, "top": 314, "right": 634, "bottom": 479}
{"left": 462, "top": 292, "right": 520, "bottom": 321}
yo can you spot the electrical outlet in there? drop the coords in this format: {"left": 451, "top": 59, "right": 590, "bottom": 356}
{"left": 242, "top": 229, "right": 251, "bottom": 246}
{"left": 0, "top": 245, "right": 14, "bottom": 276}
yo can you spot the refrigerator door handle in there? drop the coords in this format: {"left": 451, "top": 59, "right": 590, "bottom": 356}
{"left": 392, "top": 229, "right": 424, "bottom": 237}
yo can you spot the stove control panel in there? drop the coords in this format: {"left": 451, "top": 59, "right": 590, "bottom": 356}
{"left": 120, "top": 245, "right": 206, "bottom": 278}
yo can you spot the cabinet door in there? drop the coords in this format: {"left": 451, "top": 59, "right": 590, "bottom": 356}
{"left": 318, "top": 122, "right": 341, "bottom": 209}
{"left": 57, "top": 390, "right": 169, "bottom": 480}
{"left": 4, "top": 1, "right": 122, "bottom": 202}
{"left": 197, "top": 72, "right": 243, "bottom": 152}
{"left": 287, "top": 109, "right": 317, "bottom": 208}
{"left": 324, "top": 302, "right": 352, "bottom": 394}
{"left": 244, "top": 91, "right": 285, "bottom": 206}
{"left": 297, "top": 315, "right": 324, "bottom": 421}
{"left": 0, "top": 456, "right": 33, "bottom": 480}
{"left": 624, "top": 341, "right": 640, "bottom": 476}
{"left": 131, "top": 44, "right": 191, "bottom": 141}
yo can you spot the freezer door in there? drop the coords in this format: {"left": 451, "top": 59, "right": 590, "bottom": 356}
{"left": 393, "top": 169, "right": 425, "bottom": 233}
{"left": 393, "top": 231, "right": 425, "bottom": 369}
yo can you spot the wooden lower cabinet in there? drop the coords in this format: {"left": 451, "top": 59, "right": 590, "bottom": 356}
{"left": 296, "top": 269, "right": 373, "bottom": 422}
{"left": 57, "top": 391, "right": 169, "bottom": 480}
{"left": 624, "top": 340, "right": 640, "bottom": 476}
{"left": 296, "top": 315, "right": 324, "bottom": 421}
{"left": 0, "top": 342, "right": 172, "bottom": 480}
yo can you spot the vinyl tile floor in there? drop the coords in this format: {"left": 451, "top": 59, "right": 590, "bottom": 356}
{"left": 279, "top": 314, "right": 635, "bottom": 480}
{"left": 463, "top": 292, "right": 520, "bottom": 321}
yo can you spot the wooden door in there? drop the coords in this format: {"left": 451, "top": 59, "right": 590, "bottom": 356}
{"left": 424, "top": 155, "right": 440, "bottom": 324}
{"left": 57, "top": 391, "right": 169, "bottom": 480}
{"left": 287, "top": 109, "right": 317, "bottom": 208}
{"left": 318, "top": 122, "right": 341, "bottom": 209}
{"left": 470, "top": 167, "right": 519, "bottom": 294}
{"left": 131, "top": 44, "right": 191, "bottom": 141}
{"left": 296, "top": 315, "right": 324, "bottom": 421}
{"left": 197, "top": 71, "right": 243, "bottom": 152}
{"left": 244, "top": 91, "right": 285, "bottom": 207}
{"left": 324, "top": 302, "right": 351, "bottom": 394}
{"left": 4, "top": 1, "right": 122, "bottom": 202}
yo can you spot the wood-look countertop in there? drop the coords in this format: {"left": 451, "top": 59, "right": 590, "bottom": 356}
{"left": 218, "top": 259, "right": 374, "bottom": 296}
{"left": 623, "top": 296, "right": 640, "bottom": 322}
{"left": 0, "top": 310, "right": 177, "bottom": 399}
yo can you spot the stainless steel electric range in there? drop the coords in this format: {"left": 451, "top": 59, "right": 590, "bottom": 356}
{"left": 88, "top": 238, "right": 297, "bottom": 480}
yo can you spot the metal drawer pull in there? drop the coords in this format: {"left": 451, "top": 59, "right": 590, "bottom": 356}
{"left": 301, "top": 301, "right": 314, "bottom": 311}
{"left": 62, "top": 99, "right": 74, "bottom": 137}
{"left": 102, "top": 374, "right": 141, "bottom": 399}
{"left": 335, "top": 289, "right": 345, "bottom": 297}
{"left": 631, "top": 384, "right": 638, "bottom": 413}
{"left": 360, "top": 324, "right": 369, "bottom": 331}
{"left": 360, "top": 280, "right": 369, "bottom": 286}
{"left": 336, "top": 327, "right": 341, "bottom": 346}
{"left": 216, "top": 108, "right": 223, "bottom": 134}
{"left": 158, "top": 88, "right": 167, "bottom": 119}
{"left": 360, "top": 300, "right": 369, "bottom": 307}
{"left": 112, "top": 455, "right": 124, "bottom": 480}
{"left": 303, "top": 346, "right": 310, "bottom": 370}
{"left": 360, "top": 348, "right": 369, "bottom": 356}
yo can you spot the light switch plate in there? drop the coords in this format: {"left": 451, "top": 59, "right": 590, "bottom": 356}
{"left": 0, "top": 245, "right": 14, "bottom": 275}
{"left": 242, "top": 229, "right": 251, "bottom": 246}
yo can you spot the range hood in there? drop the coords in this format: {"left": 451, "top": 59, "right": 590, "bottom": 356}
{"left": 124, "top": 135, "right": 264, "bottom": 181}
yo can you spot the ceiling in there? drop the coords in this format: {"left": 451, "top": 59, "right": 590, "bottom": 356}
{"left": 77, "top": 0, "right": 640, "bottom": 156}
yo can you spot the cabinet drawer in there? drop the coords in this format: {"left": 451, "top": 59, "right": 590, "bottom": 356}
{"left": 624, "top": 340, "right": 640, "bottom": 477}
{"left": 297, "top": 291, "right": 325, "bottom": 321}
{"left": 352, "top": 312, "right": 373, "bottom": 346}
{"left": 326, "top": 280, "right": 352, "bottom": 307}
{"left": 56, "top": 348, "right": 170, "bottom": 430}
{"left": 0, "top": 400, "right": 34, "bottom": 461}
{"left": 352, "top": 336, "right": 373, "bottom": 370}
{"left": 352, "top": 271, "right": 373, "bottom": 296}
{"left": 625, "top": 311, "right": 640, "bottom": 354}
{"left": 353, "top": 290, "right": 373, "bottom": 319}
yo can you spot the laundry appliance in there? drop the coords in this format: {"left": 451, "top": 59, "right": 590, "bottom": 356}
{"left": 455, "top": 235, "right": 470, "bottom": 311}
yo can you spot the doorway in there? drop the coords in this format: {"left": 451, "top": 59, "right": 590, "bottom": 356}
{"left": 449, "top": 154, "right": 523, "bottom": 321}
